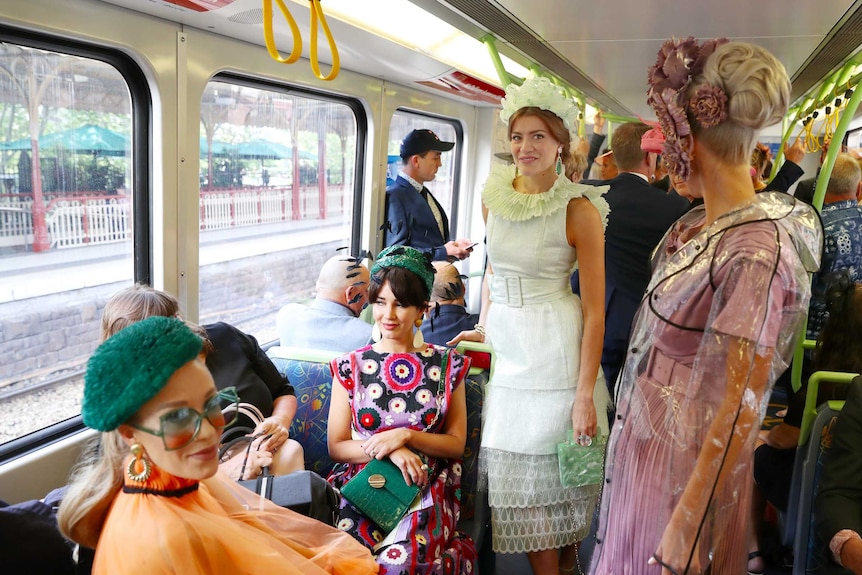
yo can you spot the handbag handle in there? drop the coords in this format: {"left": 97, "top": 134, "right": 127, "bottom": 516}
{"left": 420, "top": 349, "right": 450, "bottom": 433}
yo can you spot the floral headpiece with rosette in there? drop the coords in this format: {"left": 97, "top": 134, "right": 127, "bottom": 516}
{"left": 499, "top": 75, "right": 580, "bottom": 144}
{"left": 647, "top": 36, "right": 729, "bottom": 181}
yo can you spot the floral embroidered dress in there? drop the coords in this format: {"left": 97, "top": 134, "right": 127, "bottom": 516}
{"left": 480, "top": 163, "right": 611, "bottom": 553}
{"left": 328, "top": 344, "right": 477, "bottom": 574}
{"left": 591, "top": 193, "right": 822, "bottom": 574}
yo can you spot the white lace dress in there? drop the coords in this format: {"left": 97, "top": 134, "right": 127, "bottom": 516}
{"left": 480, "top": 163, "right": 612, "bottom": 553}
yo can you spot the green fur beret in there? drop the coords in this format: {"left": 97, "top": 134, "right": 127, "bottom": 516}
{"left": 82, "top": 316, "right": 203, "bottom": 432}
{"left": 371, "top": 245, "right": 436, "bottom": 298}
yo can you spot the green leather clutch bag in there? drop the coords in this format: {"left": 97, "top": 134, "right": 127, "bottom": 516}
{"left": 557, "top": 433, "right": 608, "bottom": 488}
{"left": 340, "top": 458, "right": 420, "bottom": 533}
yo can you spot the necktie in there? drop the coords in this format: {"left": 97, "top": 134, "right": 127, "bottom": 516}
{"left": 421, "top": 188, "right": 446, "bottom": 239}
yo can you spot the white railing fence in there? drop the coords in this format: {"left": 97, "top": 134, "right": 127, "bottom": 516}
{"left": 2, "top": 184, "right": 348, "bottom": 250}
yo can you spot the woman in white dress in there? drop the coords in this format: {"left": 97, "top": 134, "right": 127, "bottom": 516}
{"left": 451, "top": 76, "right": 611, "bottom": 574}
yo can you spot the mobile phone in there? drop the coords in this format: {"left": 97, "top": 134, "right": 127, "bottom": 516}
{"left": 467, "top": 242, "right": 479, "bottom": 250}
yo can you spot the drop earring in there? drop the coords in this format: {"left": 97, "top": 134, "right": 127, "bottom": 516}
{"left": 372, "top": 322, "right": 382, "bottom": 342}
{"left": 413, "top": 318, "right": 425, "bottom": 348}
{"left": 127, "top": 443, "right": 152, "bottom": 483}
{"left": 555, "top": 147, "right": 563, "bottom": 176}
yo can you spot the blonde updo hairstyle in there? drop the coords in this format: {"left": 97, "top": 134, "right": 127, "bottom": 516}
{"left": 508, "top": 107, "right": 573, "bottom": 173}
{"left": 687, "top": 42, "right": 790, "bottom": 165}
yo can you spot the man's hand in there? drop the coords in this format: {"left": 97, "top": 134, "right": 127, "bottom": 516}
{"left": 784, "top": 137, "right": 806, "bottom": 165}
{"left": 593, "top": 111, "right": 606, "bottom": 135}
{"left": 445, "top": 239, "right": 473, "bottom": 260}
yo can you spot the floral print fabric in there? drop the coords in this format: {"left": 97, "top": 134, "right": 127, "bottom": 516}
{"left": 328, "top": 345, "right": 477, "bottom": 575}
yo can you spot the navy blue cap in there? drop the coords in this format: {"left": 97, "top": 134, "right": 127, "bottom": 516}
{"left": 400, "top": 129, "right": 455, "bottom": 159}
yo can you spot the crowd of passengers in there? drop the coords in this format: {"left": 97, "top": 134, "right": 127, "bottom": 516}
{"left": 8, "top": 36, "right": 862, "bottom": 575}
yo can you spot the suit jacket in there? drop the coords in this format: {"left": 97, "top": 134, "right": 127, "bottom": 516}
{"left": 764, "top": 160, "right": 805, "bottom": 194}
{"left": 576, "top": 172, "right": 689, "bottom": 342}
{"left": 276, "top": 299, "right": 371, "bottom": 353}
{"left": 384, "top": 175, "right": 450, "bottom": 261}
{"left": 420, "top": 304, "right": 479, "bottom": 348}
{"left": 816, "top": 375, "right": 862, "bottom": 574}
{"left": 795, "top": 169, "right": 820, "bottom": 207}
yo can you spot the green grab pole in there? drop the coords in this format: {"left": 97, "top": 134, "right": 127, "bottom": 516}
{"left": 770, "top": 108, "right": 799, "bottom": 181}
{"left": 482, "top": 35, "right": 516, "bottom": 87}
{"left": 601, "top": 113, "right": 639, "bottom": 124}
{"left": 790, "top": 80, "right": 862, "bottom": 394}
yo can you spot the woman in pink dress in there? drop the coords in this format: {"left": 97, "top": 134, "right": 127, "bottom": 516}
{"left": 590, "top": 39, "right": 823, "bottom": 574}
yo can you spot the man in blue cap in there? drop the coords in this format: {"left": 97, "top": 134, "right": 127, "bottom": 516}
{"left": 384, "top": 129, "right": 473, "bottom": 261}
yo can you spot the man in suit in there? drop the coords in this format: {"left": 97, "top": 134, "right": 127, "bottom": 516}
{"left": 574, "top": 122, "right": 689, "bottom": 393}
{"left": 384, "top": 129, "right": 472, "bottom": 261}
{"left": 421, "top": 261, "right": 479, "bottom": 347}
{"left": 276, "top": 255, "right": 371, "bottom": 352}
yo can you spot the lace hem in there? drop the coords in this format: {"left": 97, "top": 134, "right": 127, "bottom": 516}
{"left": 491, "top": 499, "right": 596, "bottom": 553}
{"left": 480, "top": 448, "right": 600, "bottom": 508}
{"left": 482, "top": 163, "right": 610, "bottom": 228}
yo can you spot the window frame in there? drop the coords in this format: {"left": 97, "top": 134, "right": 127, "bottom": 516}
{"left": 0, "top": 25, "right": 152, "bottom": 462}
{"left": 209, "top": 72, "right": 368, "bottom": 252}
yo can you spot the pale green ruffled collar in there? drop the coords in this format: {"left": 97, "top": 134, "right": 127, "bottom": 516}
{"left": 482, "top": 163, "right": 610, "bottom": 229}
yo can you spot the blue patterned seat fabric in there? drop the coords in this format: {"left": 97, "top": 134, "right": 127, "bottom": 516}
{"left": 270, "top": 357, "right": 337, "bottom": 477}
{"left": 460, "top": 372, "right": 485, "bottom": 521}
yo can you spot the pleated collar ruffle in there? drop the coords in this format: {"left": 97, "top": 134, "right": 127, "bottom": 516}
{"left": 482, "top": 163, "right": 610, "bottom": 229}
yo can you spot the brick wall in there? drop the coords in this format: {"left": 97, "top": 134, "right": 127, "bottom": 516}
{"left": 0, "top": 240, "right": 341, "bottom": 387}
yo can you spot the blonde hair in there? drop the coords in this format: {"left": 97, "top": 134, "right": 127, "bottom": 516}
{"left": 826, "top": 153, "right": 862, "bottom": 197}
{"left": 57, "top": 432, "right": 128, "bottom": 549}
{"left": 508, "top": 107, "right": 574, "bottom": 174}
{"left": 566, "top": 152, "right": 588, "bottom": 182}
{"left": 100, "top": 284, "right": 179, "bottom": 341}
{"left": 100, "top": 284, "right": 212, "bottom": 353}
{"left": 688, "top": 42, "right": 790, "bottom": 164}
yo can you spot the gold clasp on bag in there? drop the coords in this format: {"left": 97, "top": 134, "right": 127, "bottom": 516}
{"left": 368, "top": 474, "right": 386, "bottom": 489}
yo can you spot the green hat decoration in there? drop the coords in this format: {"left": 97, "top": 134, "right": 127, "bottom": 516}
{"left": 82, "top": 316, "right": 203, "bottom": 432}
{"left": 371, "top": 245, "right": 436, "bottom": 298}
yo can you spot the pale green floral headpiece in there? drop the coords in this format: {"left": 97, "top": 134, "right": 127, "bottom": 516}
{"left": 499, "top": 75, "right": 580, "bottom": 141}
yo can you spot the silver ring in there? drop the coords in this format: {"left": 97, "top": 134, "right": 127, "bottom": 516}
{"left": 420, "top": 463, "right": 429, "bottom": 472}
{"left": 577, "top": 434, "right": 592, "bottom": 447}
{"left": 369, "top": 449, "right": 376, "bottom": 456}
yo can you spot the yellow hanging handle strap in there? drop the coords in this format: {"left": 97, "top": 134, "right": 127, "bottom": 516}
{"left": 263, "top": 0, "right": 302, "bottom": 64}
{"left": 309, "top": 0, "right": 340, "bottom": 81}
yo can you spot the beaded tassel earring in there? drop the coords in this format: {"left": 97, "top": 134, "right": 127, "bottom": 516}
{"left": 127, "top": 443, "right": 152, "bottom": 483}
{"left": 413, "top": 318, "right": 425, "bottom": 348}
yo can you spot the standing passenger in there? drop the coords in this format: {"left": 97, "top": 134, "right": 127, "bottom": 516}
{"left": 451, "top": 75, "right": 611, "bottom": 575}
{"left": 590, "top": 39, "right": 823, "bottom": 575}
{"left": 384, "top": 129, "right": 473, "bottom": 261}
{"left": 57, "top": 316, "right": 377, "bottom": 575}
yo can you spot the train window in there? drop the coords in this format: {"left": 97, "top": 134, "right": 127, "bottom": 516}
{"left": 198, "top": 79, "right": 361, "bottom": 343}
{"left": 0, "top": 36, "right": 148, "bottom": 448}
{"left": 388, "top": 112, "right": 461, "bottom": 228}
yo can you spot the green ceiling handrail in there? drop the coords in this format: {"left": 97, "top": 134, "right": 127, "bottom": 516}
{"left": 789, "top": 78, "right": 862, "bottom": 394}
{"left": 482, "top": 35, "right": 520, "bottom": 87}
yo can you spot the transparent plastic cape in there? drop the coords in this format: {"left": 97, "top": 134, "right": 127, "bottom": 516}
{"left": 591, "top": 193, "right": 822, "bottom": 575}
{"left": 91, "top": 464, "right": 378, "bottom": 575}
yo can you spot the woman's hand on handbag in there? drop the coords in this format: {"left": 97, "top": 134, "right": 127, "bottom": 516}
{"left": 388, "top": 447, "right": 429, "bottom": 488}
{"left": 254, "top": 417, "right": 289, "bottom": 453}
{"left": 571, "top": 394, "right": 597, "bottom": 444}
{"left": 361, "top": 428, "right": 410, "bottom": 460}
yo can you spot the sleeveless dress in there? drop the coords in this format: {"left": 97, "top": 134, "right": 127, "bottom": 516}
{"left": 328, "top": 344, "right": 477, "bottom": 574}
{"left": 590, "top": 194, "right": 822, "bottom": 574}
{"left": 480, "top": 163, "right": 612, "bottom": 553}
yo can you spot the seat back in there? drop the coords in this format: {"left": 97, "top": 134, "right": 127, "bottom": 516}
{"left": 792, "top": 402, "right": 843, "bottom": 575}
{"left": 267, "top": 346, "right": 340, "bottom": 477}
{"left": 782, "top": 370, "right": 856, "bottom": 548}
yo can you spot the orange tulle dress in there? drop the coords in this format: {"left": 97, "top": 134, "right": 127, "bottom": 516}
{"left": 92, "top": 461, "right": 378, "bottom": 575}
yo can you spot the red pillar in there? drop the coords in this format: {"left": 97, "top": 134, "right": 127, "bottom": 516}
{"left": 30, "top": 140, "right": 50, "bottom": 252}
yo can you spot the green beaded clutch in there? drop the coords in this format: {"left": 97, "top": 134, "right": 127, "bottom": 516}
{"left": 341, "top": 458, "right": 420, "bottom": 533}
{"left": 557, "top": 433, "right": 608, "bottom": 488}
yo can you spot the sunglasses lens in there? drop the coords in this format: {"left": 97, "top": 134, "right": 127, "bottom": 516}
{"left": 161, "top": 408, "right": 198, "bottom": 450}
{"left": 206, "top": 396, "right": 227, "bottom": 429}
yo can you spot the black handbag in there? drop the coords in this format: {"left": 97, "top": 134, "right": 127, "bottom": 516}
{"left": 239, "top": 468, "right": 340, "bottom": 526}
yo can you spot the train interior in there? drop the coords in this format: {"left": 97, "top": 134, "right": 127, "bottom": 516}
{"left": 4, "top": 0, "right": 862, "bottom": 573}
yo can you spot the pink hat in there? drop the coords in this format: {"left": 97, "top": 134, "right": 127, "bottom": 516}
{"left": 641, "top": 127, "right": 665, "bottom": 154}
